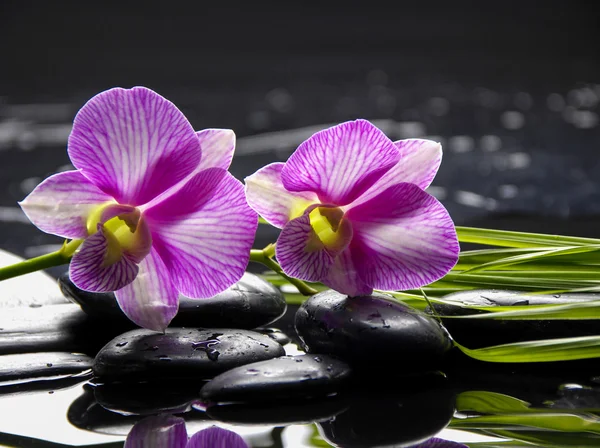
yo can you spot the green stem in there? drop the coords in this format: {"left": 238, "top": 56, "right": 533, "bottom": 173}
{"left": 250, "top": 247, "right": 318, "bottom": 296}
{"left": 0, "top": 239, "right": 82, "bottom": 281}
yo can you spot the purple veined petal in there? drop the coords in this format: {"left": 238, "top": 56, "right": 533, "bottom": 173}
{"left": 244, "top": 163, "right": 319, "bottom": 228}
{"left": 187, "top": 426, "right": 248, "bottom": 448}
{"left": 68, "top": 86, "right": 201, "bottom": 206}
{"left": 281, "top": 119, "right": 400, "bottom": 206}
{"left": 347, "top": 182, "right": 459, "bottom": 291}
{"left": 322, "top": 247, "right": 373, "bottom": 297}
{"left": 195, "top": 129, "right": 236, "bottom": 171}
{"left": 115, "top": 247, "right": 178, "bottom": 332}
{"left": 275, "top": 213, "right": 335, "bottom": 283}
{"left": 411, "top": 438, "right": 468, "bottom": 448}
{"left": 18, "top": 170, "right": 114, "bottom": 239}
{"left": 125, "top": 414, "right": 188, "bottom": 448}
{"left": 144, "top": 168, "right": 258, "bottom": 299}
{"left": 69, "top": 225, "right": 139, "bottom": 292}
{"left": 349, "top": 139, "right": 442, "bottom": 208}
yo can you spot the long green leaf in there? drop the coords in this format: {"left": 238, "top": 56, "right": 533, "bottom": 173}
{"left": 455, "top": 336, "right": 600, "bottom": 362}
{"left": 445, "top": 300, "right": 600, "bottom": 320}
{"left": 456, "top": 227, "right": 600, "bottom": 248}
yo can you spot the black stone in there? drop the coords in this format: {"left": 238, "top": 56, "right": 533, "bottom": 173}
{"left": 59, "top": 271, "right": 287, "bottom": 329}
{"left": 93, "top": 327, "right": 286, "bottom": 381}
{"left": 203, "top": 395, "right": 348, "bottom": 425}
{"left": 434, "top": 290, "right": 600, "bottom": 349}
{"left": 200, "top": 354, "right": 352, "bottom": 404}
{"left": 295, "top": 290, "right": 452, "bottom": 369}
{"left": 317, "top": 374, "right": 455, "bottom": 448}
{"left": 0, "top": 303, "right": 132, "bottom": 356}
{"left": 94, "top": 381, "right": 207, "bottom": 415}
{"left": 254, "top": 327, "right": 291, "bottom": 345}
{"left": 0, "top": 352, "right": 92, "bottom": 382}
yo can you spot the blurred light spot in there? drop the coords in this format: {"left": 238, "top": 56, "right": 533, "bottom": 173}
{"left": 475, "top": 88, "right": 501, "bottom": 108}
{"left": 265, "top": 88, "right": 294, "bottom": 113}
{"left": 247, "top": 110, "right": 270, "bottom": 130}
{"left": 394, "top": 121, "right": 426, "bottom": 138}
{"left": 1, "top": 103, "right": 72, "bottom": 121}
{"left": 572, "top": 110, "right": 598, "bottom": 129}
{"left": 56, "top": 163, "right": 75, "bottom": 172}
{"left": 501, "top": 111, "right": 525, "bottom": 130}
{"left": 514, "top": 92, "right": 533, "bottom": 110}
{"left": 578, "top": 87, "right": 599, "bottom": 108}
{"left": 426, "top": 186, "right": 447, "bottom": 200}
{"left": 281, "top": 284, "right": 300, "bottom": 294}
{"left": 507, "top": 152, "right": 531, "bottom": 169}
{"left": 449, "top": 135, "right": 474, "bottom": 153}
{"left": 17, "top": 130, "right": 37, "bottom": 151}
{"left": 454, "top": 190, "right": 497, "bottom": 210}
{"left": 425, "top": 135, "right": 445, "bottom": 148}
{"left": 498, "top": 184, "right": 519, "bottom": 199}
{"left": 35, "top": 124, "right": 72, "bottom": 145}
{"left": 366, "top": 69, "right": 388, "bottom": 86}
{"left": 567, "top": 89, "right": 586, "bottom": 108}
{"left": 480, "top": 135, "right": 502, "bottom": 152}
{"left": 20, "top": 177, "right": 41, "bottom": 195}
{"left": 0, "top": 207, "right": 30, "bottom": 223}
{"left": 370, "top": 86, "right": 396, "bottom": 115}
{"left": 427, "top": 97, "right": 450, "bottom": 116}
{"left": 547, "top": 93, "right": 566, "bottom": 112}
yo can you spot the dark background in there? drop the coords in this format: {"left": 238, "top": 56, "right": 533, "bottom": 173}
{"left": 1, "top": 0, "right": 599, "bottom": 269}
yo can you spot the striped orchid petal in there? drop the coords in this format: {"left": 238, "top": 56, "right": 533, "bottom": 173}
{"left": 275, "top": 213, "right": 335, "bottom": 282}
{"left": 145, "top": 168, "right": 258, "bottom": 298}
{"left": 195, "top": 129, "right": 236, "bottom": 171}
{"left": 69, "top": 225, "right": 139, "bottom": 292}
{"left": 350, "top": 139, "right": 443, "bottom": 208}
{"left": 347, "top": 182, "right": 459, "bottom": 291}
{"left": 68, "top": 87, "right": 201, "bottom": 206}
{"left": 115, "top": 248, "right": 178, "bottom": 332}
{"left": 245, "top": 163, "right": 318, "bottom": 228}
{"left": 322, "top": 247, "right": 372, "bottom": 296}
{"left": 19, "top": 170, "right": 113, "bottom": 239}
{"left": 281, "top": 119, "right": 400, "bottom": 206}
{"left": 187, "top": 426, "right": 248, "bottom": 448}
{"left": 125, "top": 414, "right": 188, "bottom": 448}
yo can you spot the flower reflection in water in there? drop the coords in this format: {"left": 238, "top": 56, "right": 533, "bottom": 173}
{"left": 124, "top": 413, "right": 248, "bottom": 448}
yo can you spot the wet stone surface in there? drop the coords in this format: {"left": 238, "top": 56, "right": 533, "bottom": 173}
{"left": 295, "top": 290, "right": 453, "bottom": 370}
{"left": 434, "top": 289, "right": 600, "bottom": 348}
{"left": 254, "top": 327, "right": 291, "bottom": 346}
{"left": 200, "top": 354, "right": 352, "bottom": 404}
{"left": 59, "top": 271, "right": 287, "bottom": 329}
{"left": 0, "top": 352, "right": 92, "bottom": 383}
{"left": 0, "top": 303, "right": 130, "bottom": 356}
{"left": 93, "top": 328, "right": 285, "bottom": 382}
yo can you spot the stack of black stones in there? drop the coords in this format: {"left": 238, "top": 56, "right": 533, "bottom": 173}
{"left": 4, "top": 267, "right": 600, "bottom": 446}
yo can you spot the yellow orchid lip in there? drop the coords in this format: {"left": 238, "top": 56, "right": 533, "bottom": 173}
{"left": 86, "top": 203, "right": 152, "bottom": 267}
{"left": 308, "top": 206, "right": 351, "bottom": 252}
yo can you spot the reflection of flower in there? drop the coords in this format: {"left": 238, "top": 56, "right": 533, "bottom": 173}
{"left": 20, "top": 87, "right": 257, "bottom": 331}
{"left": 245, "top": 119, "right": 459, "bottom": 296}
{"left": 125, "top": 414, "right": 249, "bottom": 447}
{"left": 412, "top": 437, "right": 468, "bottom": 447}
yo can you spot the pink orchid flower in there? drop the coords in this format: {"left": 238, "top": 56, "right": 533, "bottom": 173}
{"left": 245, "top": 119, "right": 459, "bottom": 296}
{"left": 125, "top": 414, "right": 248, "bottom": 448}
{"left": 20, "top": 87, "right": 257, "bottom": 331}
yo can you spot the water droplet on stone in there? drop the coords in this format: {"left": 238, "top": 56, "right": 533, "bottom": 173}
{"left": 313, "top": 356, "right": 322, "bottom": 363}
{"left": 116, "top": 342, "right": 128, "bottom": 347}
{"left": 46, "top": 363, "right": 53, "bottom": 367}
{"left": 158, "top": 355, "right": 171, "bottom": 362}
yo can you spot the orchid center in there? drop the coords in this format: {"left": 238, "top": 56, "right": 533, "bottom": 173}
{"left": 86, "top": 203, "right": 152, "bottom": 266}
{"left": 308, "top": 206, "right": 351, "bottom": 252}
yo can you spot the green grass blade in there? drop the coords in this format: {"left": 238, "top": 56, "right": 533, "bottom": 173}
{"left": 456, "top": 227, "right": 600, "bottom": 248}
{"left": 455, "top": 335, "right": 600, "bottom": 362}
{"left": 445, "top": 300, "right": 600, "bottom": 320}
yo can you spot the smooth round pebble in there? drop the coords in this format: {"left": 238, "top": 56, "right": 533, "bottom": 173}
{"left": 59, "top": 271, "right": 287, "bottom": 329}
{"left": 295, "top": 290, "right": 452, "bottom": 369}
{"left": 200, "top": 354, "right": 352, "bottom": 404}
{"left": 93, "top": 328, "right": 285, "bottom": 381}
